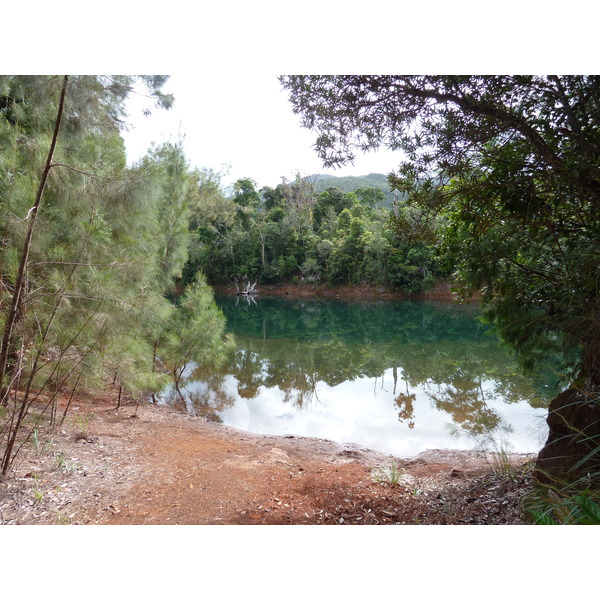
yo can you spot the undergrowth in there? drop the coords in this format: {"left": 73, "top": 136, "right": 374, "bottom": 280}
{"left": 526, "top": 487, "right": 600, "bottom": 524}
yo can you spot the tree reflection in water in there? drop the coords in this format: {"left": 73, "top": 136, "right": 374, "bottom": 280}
{"left": 161, "top": 296, "right": 564, "bottom": 453}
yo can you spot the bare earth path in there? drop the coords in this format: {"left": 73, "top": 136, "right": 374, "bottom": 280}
{"left": 0, "top": 397, "right": 536, "bottom": 525}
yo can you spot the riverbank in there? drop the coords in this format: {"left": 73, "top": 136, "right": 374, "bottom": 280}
{"left": 212, "top": 280, "right": 479, "bottom": 302}
{"left": 0, "top": 393, "right": 536, "bottom": 525}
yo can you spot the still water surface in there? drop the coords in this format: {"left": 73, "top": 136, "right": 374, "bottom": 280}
{"left": 163, "top": 296, "right": 557, "bottom": 457}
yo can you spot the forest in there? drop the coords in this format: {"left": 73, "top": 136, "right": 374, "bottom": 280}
{"left": 1, "top": 75, "right": 599, "bottom": 524}
{"left": 182, "top": 170, "right": 443, "bottom": 292}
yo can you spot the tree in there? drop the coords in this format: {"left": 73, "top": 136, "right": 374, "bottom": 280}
{"left": 138, "top": 142, "right": 193, "bottom": 292}
{"left": 261, "top": 183, "right": 287, "bottom": 212}
{"left": 154, "top": 274, "right": 234, "bottom": 412}
{"left": 356, "top": 186, "right": 385, "bottom": 210}
{"left": 313, "top": 186, "right": 355, "bottom": 230}
{"left": 0, "top": 76, "right": 69, "bottom": 414}
{"left": 232, "top": 178, "right": 261, "bottom": 208}
{"left": 0, "top": 75, "right": 180, "bottom": 473}
{"left": 279, "top": 75, "right": 600, "bottom": 486}
{"left": 183, "top": 167, "right": 237, "bottom": 285}
{"left": 280, "top": 173, "right": 317, "bottom": 236}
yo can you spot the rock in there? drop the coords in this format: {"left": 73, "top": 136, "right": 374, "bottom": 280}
{"left": 266, "top": 448, "right": 291, "bottom": 465}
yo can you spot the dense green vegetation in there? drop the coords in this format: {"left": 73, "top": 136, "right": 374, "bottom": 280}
{"left": 182, "top": 172, "right": 445, "bottom": 292}
{"left": 2, "top": 76, "right": 435, "bottom": 475}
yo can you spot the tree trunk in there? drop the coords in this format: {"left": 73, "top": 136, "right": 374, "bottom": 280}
{"left": 259, "top": 231, "right": 266, "bottom": 267}
{"left": 535, "top": 310, "right": 600, "bottom": 487}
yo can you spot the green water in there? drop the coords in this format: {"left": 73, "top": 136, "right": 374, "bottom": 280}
{"left": 166, "top": 295, "right": 558, "bottom": 457}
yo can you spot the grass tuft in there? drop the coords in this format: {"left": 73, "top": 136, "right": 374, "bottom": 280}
{"left": 371, "top": 461, "right": 406, "bottom": 487}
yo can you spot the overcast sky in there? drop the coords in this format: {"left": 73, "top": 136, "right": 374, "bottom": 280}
{"left": 122, "top": 73, "right": 402, "bottom": 190}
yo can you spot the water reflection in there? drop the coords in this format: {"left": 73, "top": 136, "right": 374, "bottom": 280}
{"left": 161, "top": 296, "right": 560, "bottom": 456}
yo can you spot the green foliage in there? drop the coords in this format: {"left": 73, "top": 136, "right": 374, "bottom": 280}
{"left": 279, "top": 75, "right": 600, "bottom": 374}
{"left": 31, "top": 474, "right": 45, "bottom": 503}
{"left": 53, "top": 449, "right": 73, "bottom": 473}
{"left": 530, "top": 490, "right": 600, "bottom": 525}
{"left": 313, "top": 186, "right": 355, "bottom": 229}
{"left": 31, "top": 428, "right": 53, "bottom": 456}
{"left": 156, "top": 273, "right": 234, "bottom": 407}
{"left": 184, "top": 172, "right": 441, "bottom": 293}
{"left": 261, "top": 184, "right": 287, "bottom": 211}
{"left": 300, "top": 257, "right": 321, "bottom": 283}
{"left": 73, "top": 412, "right": 93, "bottom": 439}
{"left": 233, "top": 178, "right": 261, "bottom": 207}
{"left": 137, "top": 142, "right": 193, "bottom": 291}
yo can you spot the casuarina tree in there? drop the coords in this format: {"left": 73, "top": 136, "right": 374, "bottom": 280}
{"left": 0, "top": 76, "right": 181, "bottom": 473}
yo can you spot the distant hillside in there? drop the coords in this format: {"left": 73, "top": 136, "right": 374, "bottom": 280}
{"left": 307, "top": 173, "right": 396, "bottom": 207}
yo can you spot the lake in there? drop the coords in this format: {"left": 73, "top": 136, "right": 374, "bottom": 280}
{"left": 161, "top": 295, "right": 558, "bottom": 457}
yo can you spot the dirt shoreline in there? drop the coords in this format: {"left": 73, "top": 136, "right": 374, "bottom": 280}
{"left": 212, "top": 280, "right": 480, "bottom": 302}
{"left": 0, "top": 395, "right": 536, "bottom": 525}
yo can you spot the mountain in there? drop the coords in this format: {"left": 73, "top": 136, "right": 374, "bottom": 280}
{"left": 306, "top": 173, "right": 396, "bottom": 206}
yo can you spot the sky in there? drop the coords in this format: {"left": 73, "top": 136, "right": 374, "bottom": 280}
{"left": 122, "top": 73, "right": 403, "bottom": 190}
